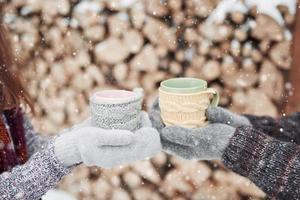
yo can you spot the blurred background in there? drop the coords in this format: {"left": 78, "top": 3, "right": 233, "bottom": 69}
{"left": 1, "top": 0, "right": 299, "bottom": 199}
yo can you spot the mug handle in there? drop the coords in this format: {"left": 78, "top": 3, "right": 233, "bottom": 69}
{"left": 203, "top": 88, "right": 219, "bottom": 107}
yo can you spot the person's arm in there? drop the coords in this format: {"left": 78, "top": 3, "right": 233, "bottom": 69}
{"left": 207, "top": 106, "right": 300, "bottom": 144}
{"left": 244, "top": 112, "right": 300, "bottom": 144}
{"left": 222, "top": 126, "right": 300, "bottom": 199}
{"left": 22, "top": 115, "right": 50, "bottom": 156}
{"left": 0, "top": 140, "right": 71, "bottom": 200}
{"left": 157, "top": 116, "right": 300, "bottom": 198}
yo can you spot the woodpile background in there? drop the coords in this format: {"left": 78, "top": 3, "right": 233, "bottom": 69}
{"left": 1, "top": 0, "right": 296, "bottom": 199}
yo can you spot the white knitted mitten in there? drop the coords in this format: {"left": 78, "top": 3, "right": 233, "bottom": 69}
{"left": 54, "top": 112, "right": 161, "bottom": 168}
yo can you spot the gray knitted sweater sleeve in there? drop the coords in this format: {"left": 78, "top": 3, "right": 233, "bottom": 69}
{"left": 0, "top": 140, "right": 72, "bottom": 199}
{"left": 222, "top": 126, "right": 300, "bottom": 199}
{"left": 23, "top": 115, "right": 50, "bottom": 156}
{"left": 0, "top": 116, "right": 72, "bottom": 200}
{"left": 245, "top": 112, "right": 300, "bottom": 144}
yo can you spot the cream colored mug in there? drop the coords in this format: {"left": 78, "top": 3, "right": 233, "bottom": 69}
{"left": 159, "top": 78, "right": 219, "bottom": 129}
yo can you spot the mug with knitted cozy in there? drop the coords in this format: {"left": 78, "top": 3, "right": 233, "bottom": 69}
{"left": 159, "top": 78, "right": 219, "bottom": 129}
{"left": 90, "top": 88, "right": 143, "bottom": 131}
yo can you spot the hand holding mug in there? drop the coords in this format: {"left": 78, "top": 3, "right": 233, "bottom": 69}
{"left": 161, "top": 123, "right": 235, "bottom": 160}
{"left": 55, "top": 111, "right": 162, "bottom": 168}
{"left": 150, "top": 100, "right": 235, "bottom": 160}
{"left": 55, "top": 88, "right": 161, "bottom": 168}
{"left": 149, "top": 77, "right": 243, "bottom": 161}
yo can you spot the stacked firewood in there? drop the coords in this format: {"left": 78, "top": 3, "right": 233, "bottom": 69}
{"left": 1, "top": 0, "right": 296, "bottom": 199}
